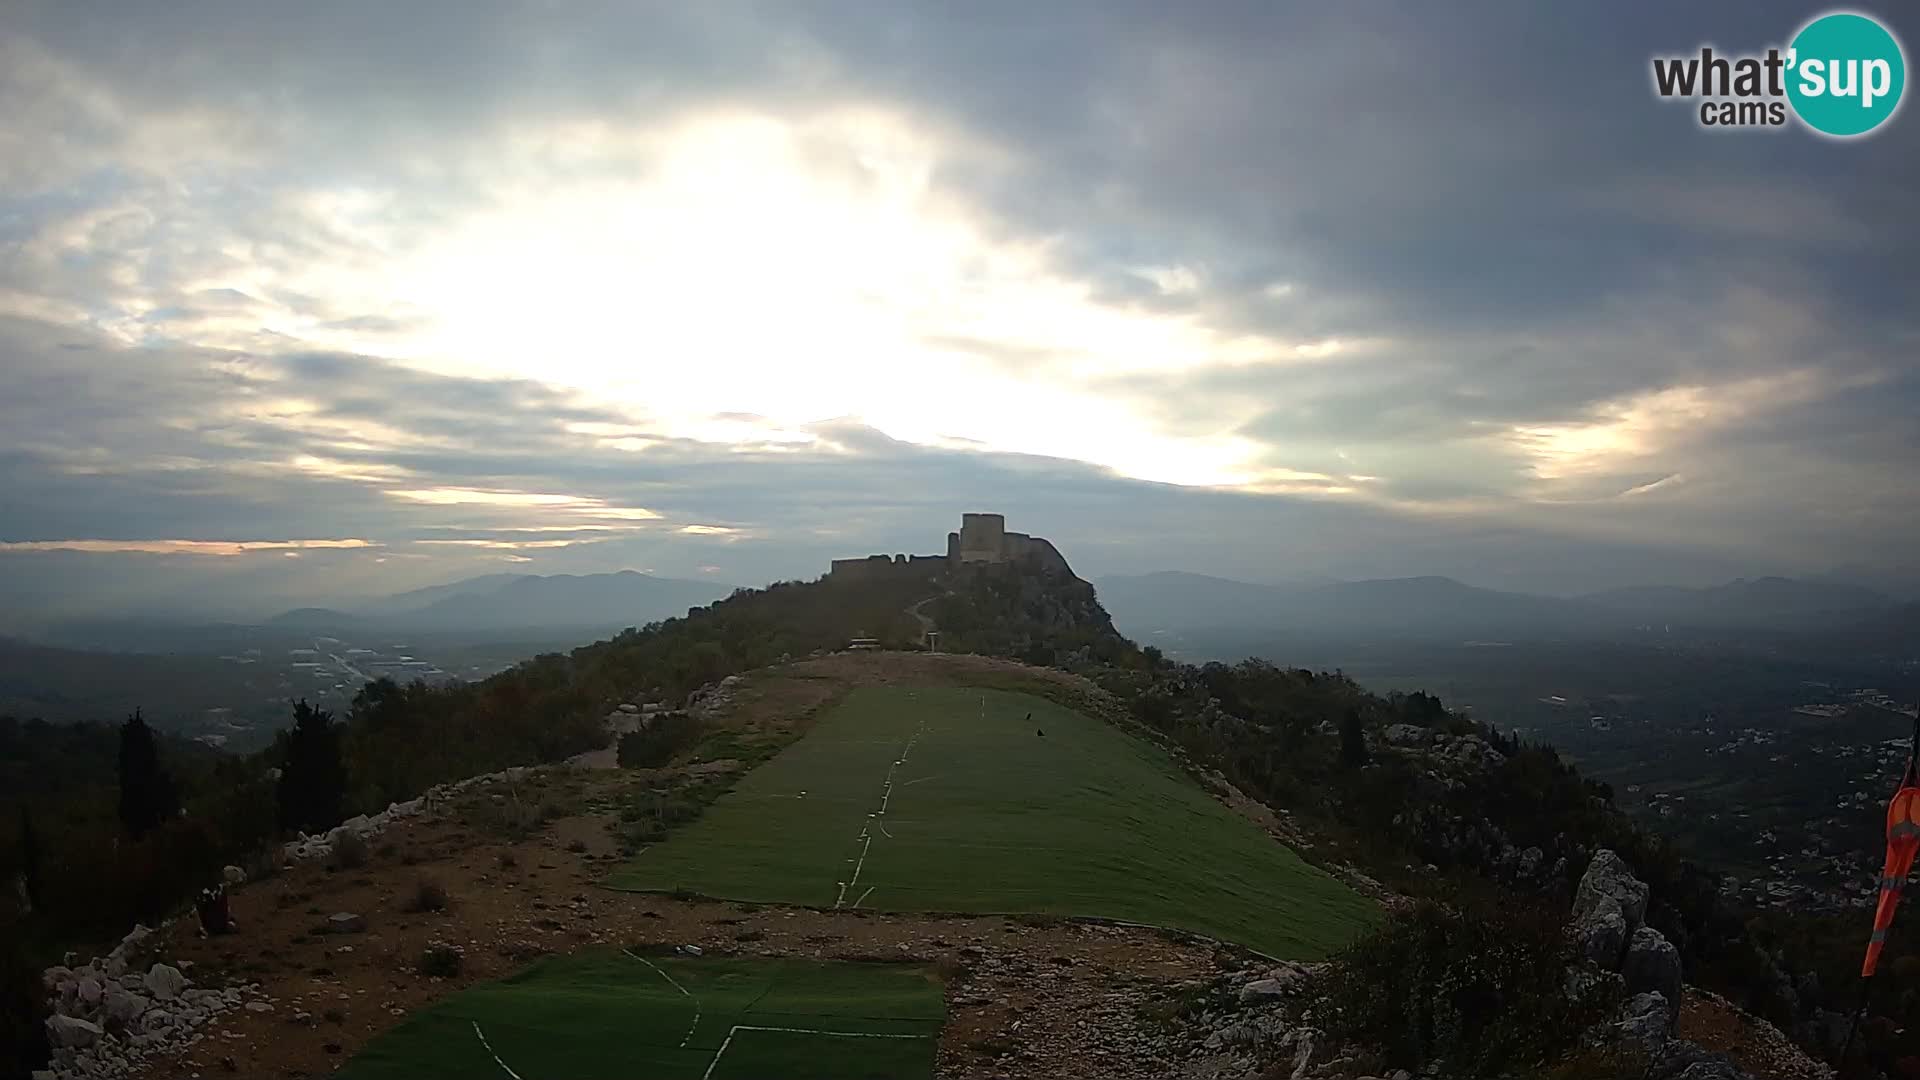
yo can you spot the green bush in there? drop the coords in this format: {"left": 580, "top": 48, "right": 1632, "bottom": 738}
{"left": 617, "top": 713, "right": 703, "bottom": 769}
{"left": 418, "top": 942, "right": 463, "bottom": 978}
{"left": 1324, "top": 899, "right": 1615, "bottom": 1076}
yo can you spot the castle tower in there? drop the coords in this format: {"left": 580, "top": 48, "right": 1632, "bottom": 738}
{"left": 958, "top": 512, "right": 1006, "bottom": 563}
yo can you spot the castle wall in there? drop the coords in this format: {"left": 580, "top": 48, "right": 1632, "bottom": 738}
{"left": 828, "top": 513, "right": 1072, "bottom": 582}
{"left": 829, "top": 553, "right": 948, "bottom": 583}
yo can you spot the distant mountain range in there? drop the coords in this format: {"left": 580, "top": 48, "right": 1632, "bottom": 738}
{"left": 1094, "top": 571, "right": 1896, "bottom": 642}
{"left": 271, "top": 570, "right": 736, "bottom": 634}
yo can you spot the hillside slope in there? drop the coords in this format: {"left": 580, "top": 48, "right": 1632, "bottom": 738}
{"left": 609, "top": 685, "right": 1376, "bottom": 958}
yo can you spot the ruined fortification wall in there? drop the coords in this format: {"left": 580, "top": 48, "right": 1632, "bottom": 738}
{"left": 828, "top": 513, "right": 1072, "bottom": 582}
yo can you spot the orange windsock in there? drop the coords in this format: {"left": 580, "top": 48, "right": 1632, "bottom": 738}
{"left": 1863, "top": 784, "right": 1920, "bottom": 977}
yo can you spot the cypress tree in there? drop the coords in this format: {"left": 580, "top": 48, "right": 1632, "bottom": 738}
{"left": 117, "top": 710, "right": 178, "bottom": 838}
{"left": 277, "top": 700, "right": 346, "bottom": 835}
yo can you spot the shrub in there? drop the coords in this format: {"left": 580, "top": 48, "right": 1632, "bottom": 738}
{"left": 404, "top": 880, "right": 448, "bottom": 914}
{"left": 617, "top": 713, "right": 703, "bottom": 769}
{"left": 1323, "top": 898, "right": 1614, "bottom": 1076}
{"left": 418, "top": 942, "right": 463, "bottom": 978}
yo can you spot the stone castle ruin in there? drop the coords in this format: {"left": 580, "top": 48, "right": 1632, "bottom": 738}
{"left": 827, "top": 513, "right": 1075, "bottom": 583}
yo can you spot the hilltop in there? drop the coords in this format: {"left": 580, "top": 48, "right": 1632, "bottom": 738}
{"left": 2, "top": 513, "right": 1857, "bottom": 1079}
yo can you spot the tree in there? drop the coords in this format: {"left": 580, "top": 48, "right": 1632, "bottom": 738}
{"left": 277, "top": 700, "right": 346, "bottom": 836}
{"left": 1340, "top": 708, "right": 1370, "bottom": 768}
{"left": 117, "top": 709, "right": 179, "bottom": 838}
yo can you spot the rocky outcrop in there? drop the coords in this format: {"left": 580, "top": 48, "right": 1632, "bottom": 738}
{"left": 1569, "top": 850, "right": 1684, "bottom": 1034}
{"left": 1571, "top": 848, "right": 1652, "bottom": 969}
{"left": 1382, "top": 724, "right": 1431, "bottom": 748}
{"left": 1576, "top": 903, "right": 1628, "bottom": 966}
{"left": 279, "top": 793, "right": 428, "bottom": 864}
{"left": 1622, "top": 926, "right": 1683, "bottom": 1016}
{"left": 1564, "top": 850, "right": 1777, "bottom": 1079}
{"left": 1573, "top": 849, "right": 1650, "bottom": 930}
{"left": 41, "top": 938, "right": 271, "bottom": 1080}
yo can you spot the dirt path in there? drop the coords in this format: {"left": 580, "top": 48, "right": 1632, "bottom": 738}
{"left": 906, "top": 593, "right": 942, "bottom": 644}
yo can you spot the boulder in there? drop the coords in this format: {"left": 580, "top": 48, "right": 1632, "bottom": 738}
{"left": 1622, "top": 927, "right": 1683, "bottom": 1023}
{"left": 102, "top": 987, "right": 150, "bottom": 1027}
{"left": 144, "top": 963, "right": 189, "bottom": 1001}
{"left": 222, "top": 864, "right": 247, "bottom": 886}
{"left": 1238, "top": 978, "right": 1291, "bottom": 1000}
{"left": 327, "top": 912, "right": 366, "bottom": 934}
{"left": 46, "top": 1015, "right": 103, "bottom": 1049}
{"left": 1615, "top": 991, "right": 1670, "bottom": 1046}
{"left": 1574, "top": 849, "right": 1649, "bottom": 932}
{"left": 1383, "top": 724, "right": 1431, "bottom": 747}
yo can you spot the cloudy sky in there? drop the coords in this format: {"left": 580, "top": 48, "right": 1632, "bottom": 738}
{"left": 1, "top": 1, "right": 1915, "bottom": 620}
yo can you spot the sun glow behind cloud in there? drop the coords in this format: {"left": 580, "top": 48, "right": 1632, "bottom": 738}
{"left": 245, "top": 108, "right": 1323, "bottom": 490}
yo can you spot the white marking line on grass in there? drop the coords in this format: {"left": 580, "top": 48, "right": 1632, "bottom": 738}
{"left": 833, "top": 716, "right": 925, "bottom": 908}
{"left": 854, "top": 885, "right": 876, "bottom": 908}
{"left": 702, "top": 1025, "right": 927, "bottom": 1080}
{"left": 625, "top": 949, "right": 701, "bottom": 1049}
{"left": 471, "top": 1021, "right": 525, "bottom": 1080}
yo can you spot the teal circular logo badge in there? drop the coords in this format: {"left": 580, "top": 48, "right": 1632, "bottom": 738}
{"left": 1787, "top": 12, "right": 1906, "bottom": 137}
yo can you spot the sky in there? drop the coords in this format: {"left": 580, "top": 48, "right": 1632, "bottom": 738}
{"left": 1, "top": 1, "right": 1916, "bottom": 621}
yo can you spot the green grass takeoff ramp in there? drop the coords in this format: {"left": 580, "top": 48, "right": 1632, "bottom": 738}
{"left": 608, "top": 686, "right": 1378, "bottom": 959}
{"left": 337, "top": 950, "right": 945, "bottom": 1080}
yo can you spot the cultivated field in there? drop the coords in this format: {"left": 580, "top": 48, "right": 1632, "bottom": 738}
{"left": 607, "top": 686, "right": 1377, "bottom": 959}
{"left": 337, "top": 949, "right": 945, "bottom": 1080}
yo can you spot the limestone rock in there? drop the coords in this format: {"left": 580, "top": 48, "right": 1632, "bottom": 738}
{"left": 143, "top": 963, "right": 189, "bottom": 1001}
{"left": 47, "top": 1014, "right": 103, "bottom": 1049}
{"left": 1574, "top": 849, "right": 1649, "bottom": 933}
{"left": 1615, "top": 991, "right": 1670, "bottom": 1047}
{"left": 1383, "top": 724, "right": 1431, "bottom": 747}
{"left": 327, "top": 912, "right": 366, "bottom": 934}
{"left": 1622, "top": 927, "right": 1682, "bottom": 1023}
{"left": 1238, "top": 978, "right": 1291, "bottom": 1000}
{"left": 102, "top": 987, "right": 150, "bottom": 1027}
{"left": 1577, "top": 901, "right": 1629, "bottom": 967}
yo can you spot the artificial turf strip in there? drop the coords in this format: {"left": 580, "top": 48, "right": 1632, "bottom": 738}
{"left": 336, "top": 950, "right": 945, "bottom": 1080}
{"left": 606, "top": 686, "right": 1380, "bottom": 960}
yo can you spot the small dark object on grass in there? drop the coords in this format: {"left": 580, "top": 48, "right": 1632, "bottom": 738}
{"left": 1037, "top": 729, "right": 1045, "bottom": 737}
